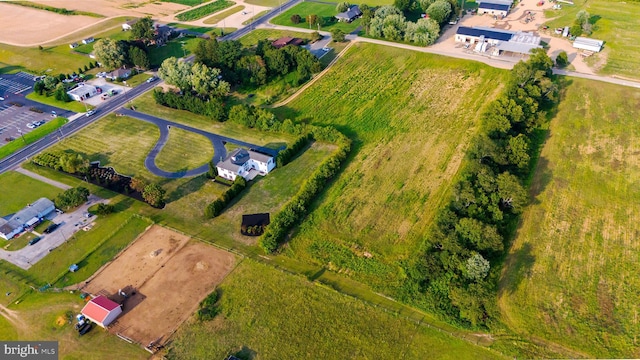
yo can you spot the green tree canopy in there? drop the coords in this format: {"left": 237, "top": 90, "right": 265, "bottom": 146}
{"left": 131, "top": 17, "right": 155, "bottom": 44}
{"left": 93, "top": 38, "right": 126, "bottom": 70}
{"left": 426, "top": 0, "right": 451, "bottom": 24}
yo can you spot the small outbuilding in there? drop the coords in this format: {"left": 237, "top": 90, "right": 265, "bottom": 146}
{"left": 573, "top": 37, "right": 604, "bottom": 52}
{"left": 67, "top": 84, "right": 98, "bottom": 101}
{"left": 477, "top": 0, "right": 512, "bottom": 16}
{"left": 69, "top": 264, "right": 79, "bottom": 272}
{"left": 122, "top": 19, "right": 138, "bottom": 31}
{"left": 69, "top": 42, "right": 79, "bottom": 49}
{"left": 81, "top": 295, "right": 122, "bottom": 328}
{"left": 82, "top": 37, "right": 95, "bottom": 45}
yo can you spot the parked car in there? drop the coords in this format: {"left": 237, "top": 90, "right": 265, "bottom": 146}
{"left": 78, "top": 322, "right": 92, "bottom": 336}
{"left": 26, "top": 122, "right": 36, "bottom": 129}
{"left": 0, "top": 96, "right": 4, "bottom": 101}
{"left": 146, "top": 76, "right": 157, "bottom": 83}
{"left": 43, "top": 223, "right": 59, "bottom": 234}
{"left": 28, "top": 236, "right": 42, "bottom": 246}
{"left": 85, "top": 110, "right": 96, "bottom": 117}
{"left": 34, "top": 120, "right": 45, "bottom": 127}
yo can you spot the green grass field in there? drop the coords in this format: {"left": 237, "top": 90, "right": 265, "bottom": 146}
{"left": 168, "top": 260, "right": 503, "bottom": 359}
{"left": 238, "top": 29, "right": 313, "bottom": 46}
{"left": 244, "top": 0, "right": 280, "bottom": 7}
{"left": 4, "top": 233, "right": 37, "bottom": 252}
{"left": 163, "top": 0, "right": 206, "bottom": 5}
{"left": 26, "top": 92, "right": 89, "bottom": 112}
{"left": 175, "top": 0, "right": 235, "bottom": 21}
{"left": 498, "top": 78, "right": 640, "bottom": 358}
{"left": 42, "top": 16, "right": 134, "bottom": 46}
{"left": 0, "top": 172, "right": 62, "bottom": 216}
{"left": 543, "top": 0, "right": 640, "bottom": 79}
{"left": 0, "top": 43, "right": 93, "bottom": 75}
{"left": 242, "top": 9, "right": 270, "bottom": 25}
{"left": 165, "top": 23, "right": 232, "bottom": 36}
{"left": 273, "top": 43, "right": 506, "bottom": 292}
{"left": 148, "top": 37, "right": 201, "bottom": 66}
{"left": 3, "top": 292, "right": 148, "bottom": 359}
{"left": 0, "top": 117, "right": 68, "bottom": 160}
{"left": 49, "top": 114, "right": 160, "bottom": 179}
{"left": 271, "top": 2, "right": 362, "bottom": 33}
{"left": 203, "top": 5, "right": 245, "bottom": 24}
{"left": 155, "top": 127, "right": 214, "bottom": 173}
{"left": 74, "top": 27, "right": 131, "bottom": 54}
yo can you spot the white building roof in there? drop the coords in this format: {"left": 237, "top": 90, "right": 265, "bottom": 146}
{"left": 67, "top": 84, "right": 97, "bottom": 97}
{"left": 496, "top": 31, "right": 542, "bottom": 54}
{"left": 573, "top": 37, "right": 604, "bottom": 48}
{"left": 217, "top": 148, "right": 273, "bottom": 172}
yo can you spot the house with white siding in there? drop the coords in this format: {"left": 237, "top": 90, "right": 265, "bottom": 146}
{"left": 0, "top": 198, "right": 55, "bottom": 240}
{"left": 216, "top": 148, "right": 276, "bottom": 181}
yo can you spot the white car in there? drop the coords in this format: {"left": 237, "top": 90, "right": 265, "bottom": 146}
{"left": 0, "top": 96, "right": 4, "bottom": 101}
{"left": 85, "top": 110, "right": 96, "bottom": 117}
{"left": 26, "top": 122, "right": 36, "bottom": 129}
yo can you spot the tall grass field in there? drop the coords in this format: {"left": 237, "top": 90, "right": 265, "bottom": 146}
{"left": 273, "top": 43, "right": 507, "bottom": 292}
{"left": 498, "top": 78, "right": 640, "bottom": 358}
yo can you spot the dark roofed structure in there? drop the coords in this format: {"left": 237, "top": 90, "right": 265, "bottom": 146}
{"left": 272, "top": 36, "right": 304, "bottom": 49}
{"left": 456, "top": 26, "right": 514, "bottom": 41}
{"left": 241, "top": 213, "right": 270, "bottom": 236}
{"left": 478, "top": 3, "right": 510, "bottom": 10}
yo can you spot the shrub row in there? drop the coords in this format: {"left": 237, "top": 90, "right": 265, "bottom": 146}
{"left": 196, "top": 290, "right": 219, "bottom": 321}
{"left": 259, "top": 132, "right": 351, "bottom": 253}
{"left": 205, "top": 177, "right": 247, "bottom": 218}
{"left": 407, "top": 49, "right": 559, "bottom": 328}
{"left": 153, "top": 89, "right": 225, "bottom": 121}
{"left": 276, "top": 133, "right": 313, "bottom": 167}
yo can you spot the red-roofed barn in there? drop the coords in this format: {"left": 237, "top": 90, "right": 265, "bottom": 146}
{"left": 81, "top": 295, "right": 122, "bottom": 328}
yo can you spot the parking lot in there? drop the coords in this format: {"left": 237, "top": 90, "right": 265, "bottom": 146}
{"left": 84, "top": 78, "right": 130, "bottom": 106}
{"left": 0, "top": 73, "right": 75, "bottom": 145}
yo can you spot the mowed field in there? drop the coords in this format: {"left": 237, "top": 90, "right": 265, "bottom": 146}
{"left": 499, "top": 78, "right": 640, "bottom": 358}
{"left": 168, "top": 260, "right": 504, "bottom": 359}
{"left": 544, "top": 0, "right": 640, "bottom": 79}
{"left": 274, "top": 43, "right": 506, "bottom": 291}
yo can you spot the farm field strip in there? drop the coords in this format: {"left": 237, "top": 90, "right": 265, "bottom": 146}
{"left": 499, "top": 78, "right": 640, "bottom": 358}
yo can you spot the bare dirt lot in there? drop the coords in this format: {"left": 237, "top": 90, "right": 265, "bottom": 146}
{"left": 83, "top": 225, "right": 236, "bottom": 347}
{"left": 27, "top": 0, "right": 188, "bottom": 17}
{"left": 0, "top": 3, "right": 100, "bottom": 45}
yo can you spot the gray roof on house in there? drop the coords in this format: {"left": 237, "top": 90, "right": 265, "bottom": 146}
{"left": 217, "top": 148, "right": 273, "bottom": 172}
{"left": 336, "top": 5, "right": 362, "bottom": 20}
{"left": 67, "top": 84, "right": 97, "bottom": 96}
{"left": 109, "top": 68, "right": 131, "bottom": 78}
{"left": 0, "top": 198, "right": 54, "bottom": 235}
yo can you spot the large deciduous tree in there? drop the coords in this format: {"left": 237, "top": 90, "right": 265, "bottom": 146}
{"left": 404, "top": 18, "right": 440, "bottom": 45}
{"left": 158, "top": 57, "right": 193, "bottom": 92}
{"left": 94, "top": 38, "right": 126, "bottom": 69}
{"left": 131, "top": 17, "right": 155, "bottom": 44}
{"left": 190, "top": 62, "right": 230, "bottom": 97}
{"left": 426, "top": 0, "right": 451, "bottom": 24}
{"left": 143, "top": 183, "right": 166, "bottom": 208}
{"left": 129, "top": 46, "right": 150, "bottom": 69}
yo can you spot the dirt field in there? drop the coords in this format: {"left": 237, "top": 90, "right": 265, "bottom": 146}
{"left": 29, "top": 0, "right": 188, "bottom": 17}
{"left": 0, "top": 3, "right": 101, "bottom": 46}
{"left": 83, "top": 225, "right": 236, "bottom": 347}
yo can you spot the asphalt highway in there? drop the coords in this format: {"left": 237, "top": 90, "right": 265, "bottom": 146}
{"left": 0, "top": 80, "right": 159, "bottom": 175}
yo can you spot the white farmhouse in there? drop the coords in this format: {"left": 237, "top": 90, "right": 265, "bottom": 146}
{"left": 216, "top": 148, "right": 276, "bottom": 181}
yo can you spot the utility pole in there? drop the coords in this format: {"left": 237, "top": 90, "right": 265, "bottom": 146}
{"left": 17, "top": 127, "right": 25, "bottom": 144}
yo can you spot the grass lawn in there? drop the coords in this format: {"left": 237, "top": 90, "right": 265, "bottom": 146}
{"left": 74, "top": 27, "right": 131, "bottom": 54}
{"left": 244, "top": 0, "right": 280, "bottom": 7}
{"left": 5, "top": 292, "right": 148, "bottom": 359}
{"left": 0, "top": 117, "right": 68, "bottom": 160}
{"left": 238, "top": 29, "right": 313, "bottom": 46}
{"left": 148, "top": 37, "right": 201, "bottom": 66}
{"left": 203, "top": 5, "right": 245, "bottom": 24}
{"left": 120, "top": 72, "right": 151, "bottom": 87}
{"left": 272, "top": 43, "right": 506, "bottom": 292}
{"left": 242, "top": 9, "right": 270, "bottom": 25}
{"left": 48, "top": 114, "right": 160, "bottom": 179}
{"left": 0, "top": 43, "right": 94, "bottom": 75}
{"left": 131, "top": 90, "right": 297, "bottom": 146}
{"left": 4, "top": 233, "right": 37, "bottom": 252}
{"left": 26, "top": 92, "right": 89, "bottom": 113}
{"left": 34, "top": 219, "right": 53, "bottom": 233}
{"left": 175, "top": 0, "right": 235, "bottom": 21}
{"left": 271, "top": 2, "right": 362, "bottom": 33}
{"left": 165, "top": 23, "right": 229, "bottom": 36}
{"left": 0, "top": 172, "right": 62, "bottom": 216}
{"left": 155, "top": 127, "right": 214, "bottom": 173}
{"left": 498, "top": 78, "right": 640, "bottom": 358}
{"left": 168, "top": 260, "right": 503, "bottom": 359}
{"left": 543, "top": 0, "right": 640, "bottom": 79}
{"left": 162, "top": 0, "right": 206, "bottom": 5}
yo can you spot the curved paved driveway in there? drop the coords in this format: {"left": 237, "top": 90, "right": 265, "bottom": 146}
{"left": 119, "top": 108, "right": 280, "bottom": 178}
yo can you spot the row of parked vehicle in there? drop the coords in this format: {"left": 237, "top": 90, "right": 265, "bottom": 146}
{"left": 26, "top": 119, "right": 46, "bottom": 129}
{"left": 27, "top": 223, "right": 58, "bottom": 246}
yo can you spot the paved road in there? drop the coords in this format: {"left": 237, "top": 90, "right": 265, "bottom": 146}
{"left": 119, "top": 108, "right": 280, "bottom": 178}
{"left": 220, "top": 0, "right": 302, "bottom": 41}
{"left": 0, "top": 195, "right": 107, "bottom": 270}
{"left": 0, "top": 80, "right": 159, "bottom": 175}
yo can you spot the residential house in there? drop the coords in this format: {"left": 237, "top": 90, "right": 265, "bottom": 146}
{"left": 0, "top": 198, "right": 55, "bottom": 240}
{"left": 82, "top": 37, "right": 95, "bottom": 45}
{"left": 216, "top": 148, "right": 276, "bottom": 181}
{"left": 336, "top": 5, "right": 362, "bottom": 22}
{"left": 67, "top": 84, "right": 98, "bottom": 101}
{"left": 153, "top": 24, "right": 173, "bottom": 46}
{"left": 271, "top": 36, "right": 304, "bottom": 49}
{"left": 106, "top": 68, "right": 132, "bottom": 80}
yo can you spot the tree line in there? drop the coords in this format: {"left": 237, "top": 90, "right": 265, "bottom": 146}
{"left": 401, "top": 49, "right": 559, "bottom": 328}
{"left": 205, "top": 177, "right": 247, "bottom": 218}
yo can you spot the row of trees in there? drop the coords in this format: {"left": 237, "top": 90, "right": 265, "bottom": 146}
{"left": 407, "top": 49, "right": 558, "bottom": 327}
{"left": 260, "top": 127, "right": 351, "bottom": 253}
{"left": 152, "top": 88, "right": 226, "bottom": 121}
{"left": 158, "top": 58, "right": 230, "bottom": 97}
{"left": 276, "top": 133, "right": 313, "bottom": 167}
{"left": 193, "top": 38, "right": 322, "bottom": 87}
{"left": 129, "top": 178, "right": 166, "bottom": 208}
{"left": 368, "top": 5, "right": 441, "bottom": 46}
{"left": 204, "top": 177, "right": 247, "bottom": 218}
{"left": 32, "top": 152, "right": 89, "bottom": 174}
{"left": 570, "top": 10, "right": 593, "bottom": 37}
